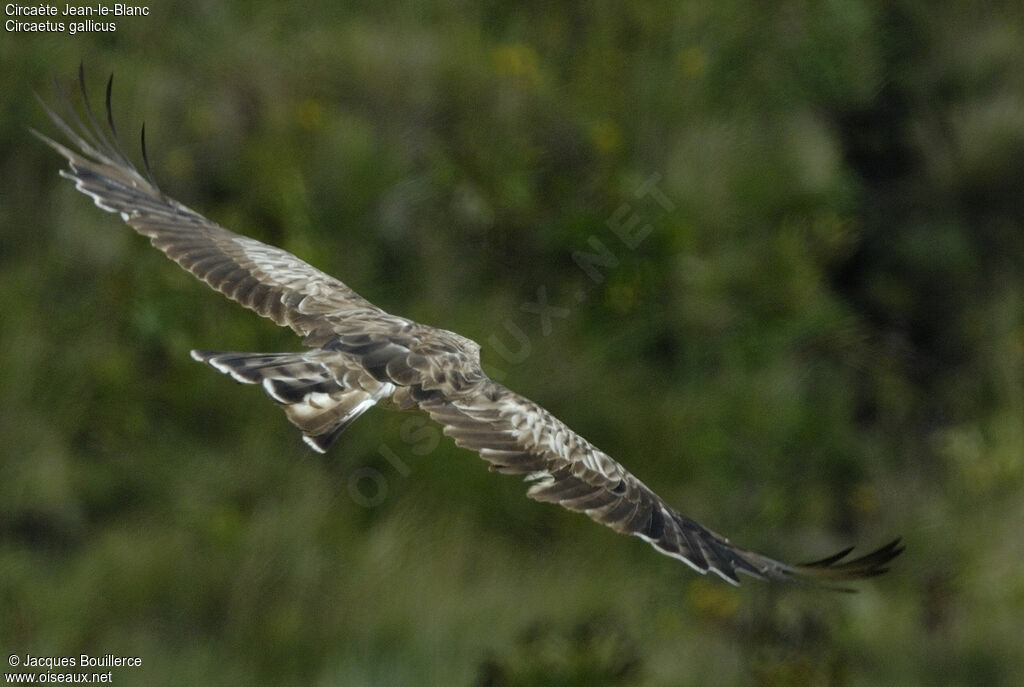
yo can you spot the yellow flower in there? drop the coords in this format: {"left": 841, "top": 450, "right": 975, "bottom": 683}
{"left": 295, "top": 99, "right": 323, "bottom": 131}
{"left": 589, "top": 120, "right": 621, "bottom": 154}
{"left": 491, "top": 44, "right": 542, "bottom": 87}
{"left": 687, "top": 578, "right": 740, "bottom": 621}
{"left": 677, "top": 45, "right": 707, "bottom": 78}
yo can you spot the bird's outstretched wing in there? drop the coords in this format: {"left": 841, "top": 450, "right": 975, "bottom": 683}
{"left": 38, "top": 69, "right": 903, "bottom": 589}
{"left": 33, "top": 66, "right": 394, "bottom": 346}
{"left": 415, "top": 383, "right": 902, "bottom": 588}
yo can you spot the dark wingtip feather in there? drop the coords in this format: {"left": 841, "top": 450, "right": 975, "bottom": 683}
{"left": 104, "top": 73, "right": 131, "bottom": 166}
{"left": 140, "top": 122, "right": 158, "bottom": 188}
{"left": 77, "top": 63, "right": 112, "bottom": 153}
{"left": 36, "top": 65, "right": 161, "bottom": 196}
{"left": 790, "top": 538, "right": 904, "bottom": 590}
{"left": 798, "top": 545, "right": 856, "bottom": 568}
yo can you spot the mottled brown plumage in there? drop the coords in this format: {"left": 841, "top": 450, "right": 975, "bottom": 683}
{"left": 36, "top": 69, "right": 902, "bottom": 588}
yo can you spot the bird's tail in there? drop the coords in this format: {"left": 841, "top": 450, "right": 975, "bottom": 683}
{"left": 191, "top": 350, "right": 390, "bottom": 452}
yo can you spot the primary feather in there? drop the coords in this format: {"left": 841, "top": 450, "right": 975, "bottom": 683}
{"left": 36, "top": 69, "right": 903, "bottom": 589}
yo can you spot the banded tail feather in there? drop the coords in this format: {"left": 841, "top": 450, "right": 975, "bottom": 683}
{"left": 190, "top": 350, "right": 394, "bottom": 453}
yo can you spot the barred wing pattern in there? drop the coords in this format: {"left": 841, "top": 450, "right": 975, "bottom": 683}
{"left": 36, "top": 71, "right": 902, "bottom": 588}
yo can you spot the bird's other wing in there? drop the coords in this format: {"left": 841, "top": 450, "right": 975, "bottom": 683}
{"left": 34, "top": 67, "right": 385, "bottom": 341}
{"left": 419, "top": 381, "right": 903, "bottom": 589}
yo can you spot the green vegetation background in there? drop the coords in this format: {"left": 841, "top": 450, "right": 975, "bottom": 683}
{"left": 2, "top": 1, "right": 1023, "bottom": 685}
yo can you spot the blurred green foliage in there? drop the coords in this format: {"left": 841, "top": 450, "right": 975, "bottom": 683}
{"left": 2, "top": 1, "right": 1023, "bottom": 685}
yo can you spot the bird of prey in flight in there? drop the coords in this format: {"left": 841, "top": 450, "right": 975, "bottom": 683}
{"left": 35, "top": 69, "right": 902, "bottom": 589}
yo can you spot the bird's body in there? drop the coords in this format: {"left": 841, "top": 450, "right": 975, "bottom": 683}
{"left": 36, "top": 69, "right": 902, "bottom": 589}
